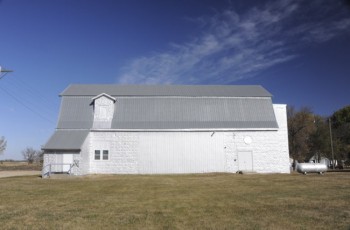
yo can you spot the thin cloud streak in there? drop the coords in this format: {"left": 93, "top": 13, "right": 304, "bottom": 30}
{"left": 117, "top": 0, "right": 350, "bottom": 85}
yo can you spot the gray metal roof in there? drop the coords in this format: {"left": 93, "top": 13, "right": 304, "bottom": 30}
{"left": 42, "top": 130, "right": 89, "bottom": 150}
{"left": 57, "top": 97, "right": 93, "bottom": 129}
{"left": 112, "top": 97, "right": 278, "bottom": 129}
{"left": 61, "top": 84, "right": 273, "bottom": 97}
{"left": 45, "top": 85, "right": 278, "bottom": 150}
{"left": 56, "top": 96, "right": 278, "bottom": 130}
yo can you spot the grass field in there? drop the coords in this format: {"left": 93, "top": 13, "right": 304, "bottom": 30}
{"left": 0, "top": 173, "right": 349, "bottom": 229}
{"left": 0, "top": 161, "right": 41, "bottom": 171}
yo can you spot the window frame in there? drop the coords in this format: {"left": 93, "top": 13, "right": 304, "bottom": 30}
{"left": 102, "top": 150, "right": 109, "bottom": 160}
{"left": 94, "top": 150, "right": 101, "bottom": 160}
{"left": 94, "top": 149, "right": 109, "bottom": 161}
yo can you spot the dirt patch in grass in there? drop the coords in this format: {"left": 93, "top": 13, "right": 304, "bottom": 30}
{"left": 0, "top": 171, "right": 41, "bottom": 178}
{"left": 0, "top": 173, "right": 349, "bottom": 229}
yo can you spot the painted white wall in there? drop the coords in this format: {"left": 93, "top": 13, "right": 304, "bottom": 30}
{"left": 88, "top": 131, "right": 227, "bottom": 174}
{"left": 138, "top": 132, "right": 225, "bottom": 174}
{"left": 72, "top": 133, "right": 90, "bottom": 175}
{"left": 62, "top": 154, "right": 73, "bottom": 171}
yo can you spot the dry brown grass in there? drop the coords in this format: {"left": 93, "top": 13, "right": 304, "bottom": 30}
{"left": 0, "top": 173, "right": 349, "bottom": 229}
{"left": 0, "top": 161, "right": 41, "bottom": 171}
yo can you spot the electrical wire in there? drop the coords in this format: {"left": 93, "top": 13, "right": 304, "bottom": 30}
{"left": 4, "top": 78, "right": 58, "bottom": 118}
{"left": 0, "top": 71, "right": 61, "bottom": 124}
{"left": 11, "top": 77, "right": 59, "bottom": 110}
{"left": 0, "top": 72, "right": 9, "bottom": 80}
{"left": 0, "top": 85, "right": 55, "bottom": 124}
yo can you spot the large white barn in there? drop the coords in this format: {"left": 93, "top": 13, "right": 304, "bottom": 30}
{"left": 42, "top": 85, "right": 290, "bottom": 176}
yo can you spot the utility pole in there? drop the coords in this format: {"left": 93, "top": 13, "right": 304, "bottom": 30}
{"left": 0, "top": 66, "right": 13, "bottom": 80}
{"left": 329, "top": 118, "right": 335, "bottom": 169}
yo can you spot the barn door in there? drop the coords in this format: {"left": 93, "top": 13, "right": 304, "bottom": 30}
{"left": 238, "top": 151, "right": 253, "bottom": 171}
{"left": 62, "top": 154, "right": 73, "bottom": 172}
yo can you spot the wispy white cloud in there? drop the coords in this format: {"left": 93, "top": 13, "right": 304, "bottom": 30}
{"left": 117, "top": 0, "right": 350, "bottom": 84}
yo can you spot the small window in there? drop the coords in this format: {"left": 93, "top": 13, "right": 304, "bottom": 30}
{"left": 95, "top": 150, "right": 101, "bottom": 160}
{"left": 99, "top": 106, "right": 107, "bottom": 119}
{"left": 103, "top": 150, "right": 109, "bottom": 160}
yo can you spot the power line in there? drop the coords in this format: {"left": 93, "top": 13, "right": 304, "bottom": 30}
{"left": 4, "top": 78, "right": 58, "bottom": 118}
{"left": 0, "top": 85, "right": 55, "bottom": 124}
{"left": 1, "top": 80, "right": 58, "bottom": 121}
{"left": 0, "top": 67, "right": 59, "bottom": 124}
{"left": 11, "top": 76, "right": 59, "bottom": 108}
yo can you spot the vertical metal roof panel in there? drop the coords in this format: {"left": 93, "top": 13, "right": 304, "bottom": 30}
{"left": 111, "top": 97, "right": 278, "bottom": 129}
{"left": 57, "top": 97, "right": 93, "bottom": 129}
{"left": 42, "top": 130, "right": 89, "bottom": 150}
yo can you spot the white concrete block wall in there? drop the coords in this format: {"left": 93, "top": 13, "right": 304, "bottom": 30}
{"left": 224, "top": 132, "right": 237, "bottom": 172}
{"left": 42, "top": 154, "right": 54, "bottom": 177}
{"left": 72, "top": 134, "right": 90, "bottom": 175}
{"left": 89, "top": 132, "right": 139, "bottom": 174}
{"left": 271, "top": 104, "right": 290, "bottom": 173}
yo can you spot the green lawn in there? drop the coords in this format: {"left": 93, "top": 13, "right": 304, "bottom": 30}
{"left": 0, "top": 173, "right": 349, "bottom": 229}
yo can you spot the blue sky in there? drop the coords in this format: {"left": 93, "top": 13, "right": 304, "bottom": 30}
{"left": 0, "top": 0, "right": 349, "bottom": 160}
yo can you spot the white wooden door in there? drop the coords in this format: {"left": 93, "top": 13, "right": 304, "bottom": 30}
{"left": 238, "top": 151, "right": 253, "bottom": 171}
{"left": 62, "top": 154, "right": 73, "bottom": 172}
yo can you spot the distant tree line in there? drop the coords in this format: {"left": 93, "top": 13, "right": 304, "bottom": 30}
{"left": 1, "top": 137, "right": 43, "bottom": 164}
{"left": 288, "top": 105, "right": 350, "bottom": 165}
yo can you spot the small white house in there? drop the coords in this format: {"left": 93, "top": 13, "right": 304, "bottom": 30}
{"left": 42, "top": 85, "right": 290, "bottom": 176}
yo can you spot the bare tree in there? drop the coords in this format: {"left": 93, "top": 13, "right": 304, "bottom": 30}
{"left": 309, "top": 115, "right": 331, "bottom": 161}
{"left": 0, "top": 136, "right": 6, "bottom": 155}
{"left": 287, "top": 106, "right": 315, "bottom": 161}
{"left": 22, "top": 147, "right": 40, "bottom": 164}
